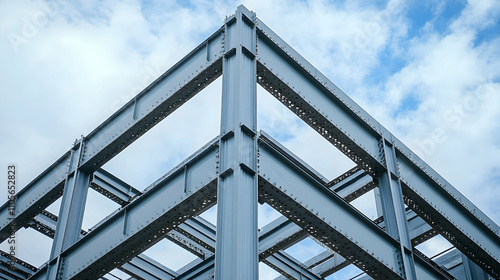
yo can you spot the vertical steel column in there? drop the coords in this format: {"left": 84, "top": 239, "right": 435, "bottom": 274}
{"left": 47, "top": 139, "right": 91, "bottom": 279}
{"left": 377, "top": 138, "right": 417, "bottom": 279}
{"left": 215, "top": 5, "right": 258, "bottom": 280}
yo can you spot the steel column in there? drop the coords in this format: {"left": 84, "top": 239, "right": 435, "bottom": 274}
{"left": 215, "top": 5, "right": 258, "bottom": 279}
{"left": 47, "top": 140, "right": 91, "bottom": 279}
{"left": 377, "top": 139, "right": 417, "bottom": 279}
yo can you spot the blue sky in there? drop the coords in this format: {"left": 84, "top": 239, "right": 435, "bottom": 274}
{"left": 1, "top": 0, "right": 499, "bottom": 279}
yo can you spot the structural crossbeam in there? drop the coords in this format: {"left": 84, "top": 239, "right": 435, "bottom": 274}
{"left": 264, "top": 251, "right": 322, "bottom": 280}
{"left": 119, "top": 254, "right": 178, "bottom": 280}
{"left": 90, "top": 169, "right": 142, "bottom": 207}
{"left": 0, "top": 250, "right": 37, "bottom": 280}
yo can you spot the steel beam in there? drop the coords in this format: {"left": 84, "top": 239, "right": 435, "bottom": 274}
{"left": 174, "top": 256, "right": 215, "bottom": 280}
{"left": 30, "top": 184, "right": 214, "bottom": 262}
{"left": 173, "top": 216, "right": 216, "bottom": 258}
{"left": 376, "top": 140, "right": 417, "bottom": 279}
{"left": 328, "top": 167, "right": 376, "bottom": 202}
{"left": 305, "top": 251, "right": 349, "bottom": 278}
{"left": 47, "top": 140, "right": 92, "bottom": 278}
{"left": 172, "top": 228, "right": 321, "bottom": 280}
{"left": 255, "top": 18, "right": 500, "bottom": 277}
{"left": 433, "top": 248, "right": 490, "bottom": 280}
{"left": 0, "top": 250, "right": 37, "bottom": 280}
{"left": 215, "top": 5, "right": 259, "bottom": 279}
{"left": 258, "top": 133, "right": 437, "bottom": 254}
{"left": 374, "top": 208, "right": 437, "bottom": 247}
{"left": 0, "top": 152, "right": 68, "bottom": 243}
{"left": 165, "top": 229, "right": 213, "bottom": 260}
{"left": 0, "top": 26, "right": 224, "bottom": 243}
{"left": 258, "top": 136, "right": 452, "bottom": 279}
{"left": 91, "top": 169, "right": 141, "bottom": 207}
{"left": 26, "top": 210, "right": 184, "bottom": 279}
{"left": 119, "top": 254, "right": 178, "bottom": 280}
{"left": 264, "top": 251, "right": 321, "bottom": 280}
{"left": 28, "top": 140, "right": 219, "bottom": 280}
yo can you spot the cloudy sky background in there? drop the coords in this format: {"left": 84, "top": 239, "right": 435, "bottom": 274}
{"left": 1, "top": 0, "right": 499, "bottom": 279}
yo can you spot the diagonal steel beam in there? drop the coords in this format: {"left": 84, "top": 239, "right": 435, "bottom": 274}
{"left": 258, "top": 135, "right": 453, "bottom": 280}
{"left": 28, "top": 140, "right": 219, "bottom": 280}
{"left": 0, "top": 26, "right": 224, "bottom": 244}
{"left": 255, "top": 18, "right": 500, "bottom": 277}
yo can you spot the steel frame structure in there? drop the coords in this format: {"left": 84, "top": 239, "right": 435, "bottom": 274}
{"left": 0, "top": 5, "right": 498, "bottom": 280}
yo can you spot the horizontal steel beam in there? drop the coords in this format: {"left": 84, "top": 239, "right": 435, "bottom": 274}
{"left": 173, "top": 216, "right": 216, "bottom": 258}
{"left": 27, "top": 209, "right": 182, "bottom": 279}
{"left": 0, "top": 27, "right": 224, "bottom": 244}
{"left": 374, "top": 209, "right": 437, "bottom": 247}
{"left": 264, "top": 251, "right": 321, "bottom": 280}
{"left": 174, "top": 256, "right": 215, "bottom": 280}
{"left": 258, "top": 137, "right": 452, "bottom": 279}
{"left": 329, "top": 167, "right": 376, "bottom": 201}
{"left": 255, "top": 18, "right": 499, "bottom": 277}
{"left": 306, "top": 251, "right": 349, "bottom": 278}
{"left": 0, "top": 153, "right": 68, "bottom": 243}
{"left": 29, "top": 140, "right": 219, "bottom": 280}
{"left": 0, "top": 250, "right": 37, "bottom": 280}
{"left": 119, "top": 254, "right": 178, "bottom": 280}
{"left": 30, "top": 184, "right": 214, "bottom": 262}
{"left": 91, "top": 169, "right": 142, "bottom": 207}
